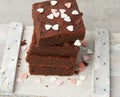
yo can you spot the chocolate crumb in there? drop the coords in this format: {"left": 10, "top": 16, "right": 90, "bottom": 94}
{"left": 74, "top": 70, "right": 79, "bottom": 74}
{"left": 18, "top": 57, "right": 21, "bottom": 61}
{"left": 83, "top": 61, "right": 88, "bottom": 66}
{"left": 21, "top": 40, "right": 27, "bottom": 46}
{"left": 17, "top": 65, "right": 20, "bottom": 67}
{"left": 45, "top": 85, "right": 48, "bottom": 87}
{"left": 18, "top": 61, "right": 21, "bottom": 64}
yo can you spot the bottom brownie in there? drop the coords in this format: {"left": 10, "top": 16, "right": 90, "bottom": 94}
{"left": 29, "top": 65, "right": 75, "bottom": 76}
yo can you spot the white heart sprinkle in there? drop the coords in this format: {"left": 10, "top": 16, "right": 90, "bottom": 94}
{"left": 53, "top": 12, "right": 60, "bottom": 18}
{"left": 56, "top": 80, "right": 64, "bottom": 86}
{"left": 50, "top": 76, "right": 57, "bottom": 81}
{"left": 50, "top": 0, "right": 57, "bottom": 6}
{"left": 76, "top": 80, "right": 82, "bottom": 86}
{"left": 67, "top": 25, "right": 74, "bottom": 31}
{"left": 72, "top": 10, "right": 79, "bottom": 15}
{"left": 64, "top": 16, "right": 71, "bottom": 22}
{"left": 74, "top": 39, "right": 81, "bottom": 46}
{"left": 52, "top": 24, "right": 59, "bottom": 30}
{"left": 79, "top": 75, "right": 86, "bottom": 81}
{"left": 37, "top": 8, "right": 44, "bottom": 13}
{"left": 61, "top": 13, "right": 68, "bottom": 18}
{"left": 47, "top": 14, "right": 54, "bottom": 19}
{"left": 45, "top": 24, "right": 52, "bottom": 30}
{"left": 21, "top": 45, "right": 27, "bottom": 52}
{"left": 87, "top": 49, "right": 94, "bottom": 54}
{"left": 51, "top": 9, "right": 57, "bottom": 13}
{"left": 59, "top": 9, "right": 66, "bottom": 13}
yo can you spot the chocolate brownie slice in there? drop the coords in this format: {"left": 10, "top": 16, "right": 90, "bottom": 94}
{"left": 26, "top": 54, "right": 77, "bottom": 67}
{"left": 28, "top": 31, "right": 80, "bottom": 57}
{"left": 29, "top": 65, "right": 75, "bottom": 76}
{"left": 32, "top": 0, "right": 86, "bottom": 46}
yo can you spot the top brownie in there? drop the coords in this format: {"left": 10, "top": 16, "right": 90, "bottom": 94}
{"left": 32, "top": 0, "right": 85, "bottom": 46}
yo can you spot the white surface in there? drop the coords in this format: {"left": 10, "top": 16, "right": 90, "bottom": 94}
{"left": 0, "top": 23, "right": 23, "bottom": 95}
{"left": 93, "top": 29, "right": 110, "bottom": 97}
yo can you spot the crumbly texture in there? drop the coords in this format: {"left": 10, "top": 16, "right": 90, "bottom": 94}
{"left": 28, "top": 31, "right": 80, "bottom": 57}
{"left": 32, "top": 0, "right": 85, "bottom": 46}
{"left": 26, "top": 0, "right": 86, "bottom": 76}
{"left": 29, "top": 65, "right": 75, "bottom": 76}
{"left": 26, "top": 53, "right": 77, "bottom": 67}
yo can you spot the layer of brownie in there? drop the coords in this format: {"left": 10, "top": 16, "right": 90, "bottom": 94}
{"left": 32, "top": 0, "right": 86, "bottom": 46}
{"left": 26, "top": 54, "right": 77, "bottom": 67}
{"left": 34, "top": 19, "right": 85, "bottom": 46}
{"left": 29, "top": 31, "right": 80, "bottom": 57}
{"left": 32, "top": 0, "right": 83, "bottom": 23}
{"left": 29, "top": 65, "right": 75, "bottom": 76}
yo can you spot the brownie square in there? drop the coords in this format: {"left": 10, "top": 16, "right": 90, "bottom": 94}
{"left": 32, "top": 0, "right": 86, "bottom": 46}
{"left": 29, "top": 65, "right": 75, "bottom": 76}
{"left": 26, "top": 54, "right": 77, "bottom": 67}
{"left": 28, "top": 31, "right": 80, "bottom": 57}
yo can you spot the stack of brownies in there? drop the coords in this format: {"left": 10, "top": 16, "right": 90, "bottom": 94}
{"left": 26, "top": 0, "right": 86, "bottom": 76}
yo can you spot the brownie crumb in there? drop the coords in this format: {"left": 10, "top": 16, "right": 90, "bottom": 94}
{"left": 18, "top": 57, "right": 21, "bottom": 61}
{"left": 83, "top": 61, "right": 88, "bottom": 66}
{"left": 18, "top": 61, "right": 21, "bottom": 64}
{"left": 74, "top": 70, "right": 79, "bottom": 74}
{"left": 21, "top": 40, "right": 27, "bottom": 46}
{"left": 45, "top": 85, "right": 48, "bottom": 87}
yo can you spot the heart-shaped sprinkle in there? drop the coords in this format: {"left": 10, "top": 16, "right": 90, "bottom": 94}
{"left": 21, "top": 45, "right": 27, "bottom": 52}
{"left": 45, "top": 24, "right": 52, "bottom": 30}
{"left": 50, "top": 76, "right": 57, "bottom": 81}
{"left": 59, "top": 9, "right": 66, "bottom": 13}
{"left": 37, "top": 8, "right": 44, "bottom": 13}
{"left": 81, "top": 40, "right": 88, "bottom": 47}
{"left": 76, "top": 80, "right": 82, "bottom": 86}
{"left": 64, "top": 16, "right": 71, "bottom": 22}
{"left": 65, "top": 2, "right": 71, "bottom": 8}
{"left": 74, "top": 39, "right": 81, "bottom": 46}
{"left": 52, "top": 24, "right": 59, "bottom": 30}
{"left": 61, "top": 13, "right": 68, "bottom": 18}
{"left": 79, "top": 67, "right": 85, "bottom": 72}
{"left": 47, "top": 14, "right": 54, "bottom": 19}
{"left": 51, "top": 9, "right": 57, "bottom": 13}
{"left": 87, "top": 49, "right": 94, "bottom": 54}
{"left": 69, "top": 78, "right": 77, "bottom": 84}
{"left": 20, "top": 72, "right": 28, "bottom": 79}
{"left": 50, "top": 0, "right": 57, "bottom": 6}
{"left": 56, "top": 80, "right": 64, "bottom": 86}
{"left": 79, "top": 75, "right": 86, "bottom": 81}
{"left": 79, "top": 62, "right": 85, "bottom": 68}
{"left": 67, "top": 25, "right": 74, "bottom": 31}
{"left": 72, "top": 10, "right": 79, "bottom": 15}
{"left": 53, "top": 12, "right": 60, "bottom": 18}
{"left": 83, "top": 55, "right": 90, "bottom": 62}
